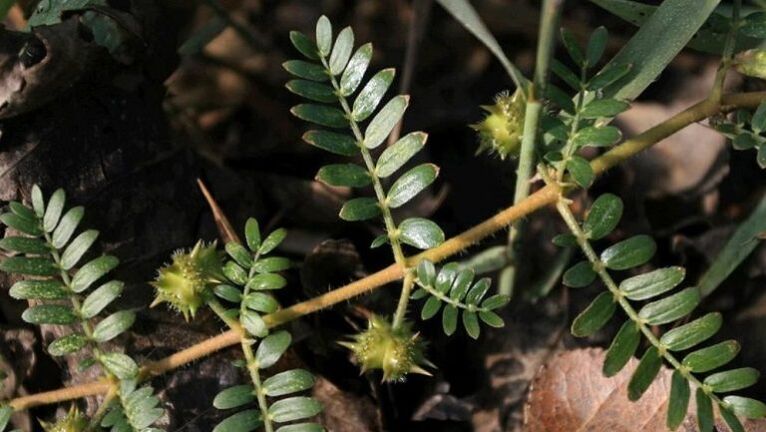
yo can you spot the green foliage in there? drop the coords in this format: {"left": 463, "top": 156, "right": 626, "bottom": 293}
{"left": 102, "top": 380, "right": 164, "bottom": 432}
{"left": 0, "top": 185, "right": 164, "bottom": 430}
{"left": 545, "top": 27, "right": 630, "bottom": 187}
{"left": 285, "top": 15, "right": 445, "bottom": 254}
{"left": 554, "top": 193, "right": 765, "bottom": 430}
{"left": 207, "top": 219, "right": 323, "bottom": 432}
{"left": 411, "top": 260, "right": 508, "bottom": 339}
{"left": 712, "top": 101, "right": 766, "bottom": 168}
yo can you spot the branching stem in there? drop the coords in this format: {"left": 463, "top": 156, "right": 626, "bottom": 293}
{"left": 6, "top": 90, "right": 766, "bottom": 411}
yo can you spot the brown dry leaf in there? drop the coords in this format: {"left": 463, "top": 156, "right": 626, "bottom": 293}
{"left": 523, "top": 348, "right": 766, "bottom": 432}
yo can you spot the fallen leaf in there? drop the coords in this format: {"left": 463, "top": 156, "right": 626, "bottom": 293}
{"left": 523, "top": 348, "right": 766, "bottom": 432}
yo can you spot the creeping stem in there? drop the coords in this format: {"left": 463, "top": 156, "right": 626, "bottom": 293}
{"left": 6, "top": 90, "right": 766, "bottom": 411}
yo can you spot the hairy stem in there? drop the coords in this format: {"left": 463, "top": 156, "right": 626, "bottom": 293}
{"left": 7, "top": 90, "right": 766, "bottom": 411}
{"left": 503, "top": 0, "right": 562, "bottom": 296}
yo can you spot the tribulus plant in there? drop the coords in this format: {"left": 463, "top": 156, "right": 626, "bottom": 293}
{"left": 1, "top": 1, "right": 766, "bottom": 431}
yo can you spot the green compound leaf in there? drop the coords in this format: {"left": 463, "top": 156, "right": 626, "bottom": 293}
{"left": 213, "top": 409, "right": 262, "bottom": 432}
{"left": 60, "top": 229, "right": 99, "bottom": 270}
{"left": 243, "top": 292, "right": 279, "bottom": 314}
{"left": 256, "top": 330, "right": 292, "bottom": 369}
{"left": 291, "top": 104, "right": 348, "bottom": 128}
{"left": 723, "top": 396, "right": 766, "bottom": 419}
{"left": 704, "top": 368, "right": 760, "bottom": 393}
{"left": 315, "top": 16, "right": 333, "bottom": 57}
{"left": 51, "top": 206, "right": 85, "bottom": 248}
{"left": 0, "top": 256, "right": 58, "bottom": 276}
{"left": 571, "top": 291, "right": 615, "bottom": 337}
{"left": 277, "top": 423, "right": 324, "bottom": 432}
{"left": 562, "top": 261, "right": 596, "bottom": 288}
{"left": 637, "top": 286, "right": 700, "bottom": 325}
{"left": 48, "top": 334, "right": 89, "bottom": 356}
{"left": 386, "top": 163, "right": 439, "bottom": 208}
{"left": 421, "top": 296, "right": 441, "bottom": 320}
{"left": 283, "top": 60, "right": 328, "bottom": 82}
{"left": 22, "top": 304, "right": 78, "bottom": 325}
{"left": 100, "top": 352, "right": 139, "bottom": 380}
{"left": 600, "top": 234, "right": 656, "bottom": 270}
{"left": 682, "top": 340, "right": 740, "bottom": 373}
{"left": 92, "top": 310, "right": 135, "bottom": 343}
{"left": 567, "top": 156, "right": 595, "bottom": 188}
{"left": 628, "top": 346, "right": 662, "bottom": 401}
{"left": 252, "top": 257, "right": 291, "bottom": 274}
{"left": 721, "top": 407, "right": 745, "bottom": 432}
{"left": 242, "top": 310, "right": 268, "bottom": 338}
{"left": 580, "top": 99, "right": 629, "bottom": 119}
{"left": 302, "top": 130, "right": 358, "bottom": 157}
{"left": 316, "top": 164, "right": 371, "bottom": 188}
{"left": 72, "top": 255, "right": 119, "bottom": 293}
{"left": 81, "top": 281, "right": 124, "bottom": 319}
{"left": 213, "top": 384, "right": 256, "bottom": 409}
{"left": 587, "top": 64, "right": 632, "bottom": 91}
{"left": 696, "top": 388, "right": 715, "bottom": 432}
{"left": 0, "top": 212, "right": 42, "bottom": 236}
{"left": 462, "top": 311, "right": 480, "bottom": 339}
{"left": 290, "top": 31, "right": 320, "bottom": 60}
{"left": 572, "top": 126, "right": 622, "bottom": 148}
{"left": 442, "top": 304, "right": 458, "bottom": 336}
{"left": 398, "top": 217, "right": 444, "bottom": 249}
{"left": 286, "top": 80, "right": 336, "bottom": 103}
{"left": 260, "top": 228, "right": 287, "bottom": 255}
{"left": 603, "top": 320, "right": 640, "bottom": 377}
{"left": 0, "top": 236, "right": 49, "bottom": 254}
{"left": 226, "top": 243, "right": 253, "bottom": 269}
{"left": 417, "top": 260, "right": 436, "bottom": 286}
{"left": 478, "top": 310, "right": 504, "bottom": 327}
{"left": 9, "top": 280, "right": 69, "bottom": 300}
{"left": 329, "top": 27, "right": 354, "bottom": 76}
{"left": 340, "top": 43, "right": 372, "bottom": 95}
{"left": 620, "top": 266, "right": 685, "bottom": 300}
{"left": 263, "top": 369, "right": 316, "bottom": 397}
{"left": 339, "top": 197, "right": 380, "bottom": 221}
{"left": 583, "top": 193, "right": 623, "bottom": 240}
{"left": 667, "top": 370, "right": 691, "bottom": 430}
{"left": 586, "top": 26, "right": 608, "bottom": 67}
{"left": 43, "top": 189, "right": 66, "bottom": 233}
{"left": 660, "top": 312, "right": 722, "bottom": 351}
{"left": 364, "top": 95, "right": 409, "bottom": 149}
{"left": 352, "top": 69, "right": 395, "bottom": 122}
{"left": 561, "top": 28, "right": 585, "bottom": 67}
{"left": 269, "top": 397, "right": 323, "bottom": 423}
{"left": 245, "top": 218, "right": 261, "bottom": 251}
{"left": 376, "top": 132, "right": 427, "bottom": 178}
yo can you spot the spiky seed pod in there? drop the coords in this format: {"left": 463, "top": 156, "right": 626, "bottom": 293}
{"left": 734, "top": 49, "right": 766, "bottom": 80}
{"left": 151, "top": 241, "right": 224, "bottom": 320}
{"left": 40, "top": 406, "right": 87, "bottom": 432}
{"left": 340, "top": 315, "right": 431, "bottom": 382}
{"left": 471, "top": 88, "right": 526, "bottom": 160}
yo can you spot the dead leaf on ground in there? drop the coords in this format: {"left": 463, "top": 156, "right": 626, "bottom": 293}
{"left": 523, "top": 348, "right": 766, "bottom": 432}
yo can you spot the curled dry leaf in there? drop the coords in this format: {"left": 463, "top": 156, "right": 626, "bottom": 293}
{"left": 523, "top": 348, "right": 766, "bottom": 432}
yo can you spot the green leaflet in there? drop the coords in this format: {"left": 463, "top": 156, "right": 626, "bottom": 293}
{"left": 628, "top": 347, "right": 662, "bottom": 401}
{"left": 603, "top": 320, "right": 640, "bottom": 377}
{"left": 667, "top": 371, "right": 690, "bottom": 430}
{"left": 571, "top": 292, "right": 615, "bottom": 337}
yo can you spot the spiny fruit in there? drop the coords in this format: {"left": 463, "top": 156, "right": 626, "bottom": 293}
{"left": 40, "top": 406, "right": 87, "bottom": 432}
{"left": 151, "top": 241, "right": 224, "bottom": 320}
{"left": 471, "top": 88, "right": 526, "bottom": 160}
{"left": 340, "top": 315, "right": 431, "bottom": 382}
{"left": 734, "top": 49, "right": 766, "bottom": 80}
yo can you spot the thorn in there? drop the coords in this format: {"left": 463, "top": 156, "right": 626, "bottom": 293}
{"left": 196, "top": 178, "right": 241, "bottom": 245}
